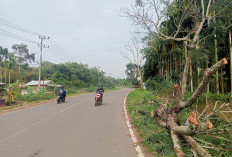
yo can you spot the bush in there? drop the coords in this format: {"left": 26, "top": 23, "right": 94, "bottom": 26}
{"left": 208, "top": 93, "right": 230, "bottom": 102}
{"left": 16, "top": 92, "right": 55, "bottom": 102}
{"left": 7, "top": 83, "right": 21, "bottom": 95}
{"left": 84, "top": 86, "right": 97, "bottom": 92}
{"left": 66, "top": 87, "right": 78, "bottom": 94}
{"left": 127, "top": 89, "right": 176, "bottom": 156}
{"left": 145, "top": 76, "right": 173, "bottom": 96}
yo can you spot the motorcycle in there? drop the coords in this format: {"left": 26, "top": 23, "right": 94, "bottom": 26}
{"left": 95, "top": 91, "right": 103, "bottom": 106}
{"left": 57, "top": 94, "right": 65, "bottom": 104}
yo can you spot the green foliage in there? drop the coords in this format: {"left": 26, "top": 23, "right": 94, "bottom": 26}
{"left": 16, "top": 92, "right": 55, "bottom": 102}
{"left": 128, "top": 88, "right": 232, "bottom": 156}
{"left": 194, "top": 115, "right": 232, "bottom": 156}
{"left": 65, "top": 87, "right": 78, "bottom": 94}
{"left": 117, "top": 78, "right": 132, "bottom": 87}
{"left": 145, "top": 76, "right": 173, "bottom": 96}
{"left": 207, "top": 93, "right": 231, "bottom": 102}
{"left": 125, "top": 63, "right": 139, "bottom": 86}
{"left": 37, "top": 88, "right": 46, "bottom": 94}
{"left": 84, "top": 86, "right": 98, "bottom": 92}
{"left": 41, "top": 62, "right": 117, "bottom": 89}
{"left": 127, "top": 89, "right": 176, "bottom": 156}
{"left": 138, "top": 0, "right": 232, "bottom": 95}
{"left": 27, "top": 87, "right": 33, "bottom": 94}
{"left": 7, "top": 83, "right": 21, "bottom": 95}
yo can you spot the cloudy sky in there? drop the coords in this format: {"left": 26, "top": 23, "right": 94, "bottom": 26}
{"left": 0, "top": 0, "right": 137, "bottom": 78}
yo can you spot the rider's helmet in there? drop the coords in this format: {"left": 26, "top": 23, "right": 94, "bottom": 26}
{"left": 100, "top": 85, "right": 103, "bottom": 88}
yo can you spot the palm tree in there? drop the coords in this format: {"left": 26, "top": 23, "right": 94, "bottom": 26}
{"left": 6, "top": 53, "right": 16, "bottom": 84}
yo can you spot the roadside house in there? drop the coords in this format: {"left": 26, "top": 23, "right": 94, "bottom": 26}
{"left": 21, "top": 80, "right": 62, "bottom": 94}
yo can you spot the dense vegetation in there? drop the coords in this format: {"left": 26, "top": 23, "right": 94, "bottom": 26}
{"left": 0, "top": 44, "right": 123, "bottom": 105}
{"left": 124, "top": 0, "right": 232, "bottom": 95}
{"left": 0, "top": 45, "right": 118, "bottom": 89}
{"left": 127, "top": 88, "right": 232, "bottom": 156}
{"left": 124, "top": 0, "right": 232, "bottom": 156}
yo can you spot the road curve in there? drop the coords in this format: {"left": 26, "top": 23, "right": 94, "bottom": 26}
{"left": 0, "top": 88, "right": 137, "bottom": 157}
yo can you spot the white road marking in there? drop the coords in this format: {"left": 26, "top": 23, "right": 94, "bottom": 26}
{"left": 124, "top": 94, "right": 145, "bottom": 157}
{"left": 0, "top": 99, "right": 87, "bottom": 144}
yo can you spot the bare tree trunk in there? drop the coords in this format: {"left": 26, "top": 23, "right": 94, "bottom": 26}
{"left": 206, "top": 63, "right": 209, "bottom": 105}
{"left": 183, "top": 135, "right": 211, "bottom": 157}
{"left": 229, "top": 29, "right": 232, "bottom": 99}
{"left": 175, "top": 56, "right": 178, "bottom": 72}
{"left": 171, "top": 130, "right": 185, "bottom": 157}
{"left": 197, "top": 67, "right": 201, "bottom": 86}
{"left": 213, "top": 0, "right": 219, "bottom": 94}
{"left": 166, "top": 57, "right": 169, "bottom": 80}
{"left": 0, "top": 67, "right": 2, "bottom": 82}
{"left": 4, "top": 68, "right": 7, "bottom": 83}
{"left": 170, "top": 54, "right": 172, "bottom": 77}
{"left": 180, "top": 58, "right": 182, "bottom": 85}
{"left": 138, "top": 66, "right": 143, "bottom": 89}
{"left": 175, "top": 59, "right": 228, "bottom": 112}
{"left": 220, "top": 67, "right": 224, "bottom": 93}
{"left": 159, "top": 56, "right": 161, "bottom": 75}
{"left": 190, "top": 56, "right": 193, "bottom": 92}
{"left": 161, "top": 57, "right": 163, "bottom": 76}
{"left": 8, "top": 69, "right": 10, "bottom": 84}
{"left": 123, "top": 37, "right": 144, "bottom": 88}
{"left": 182, "top": 44, "right": 189, "bottom": 99}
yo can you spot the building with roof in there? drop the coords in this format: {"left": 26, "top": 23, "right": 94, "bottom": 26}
{"left": 21, "top": 80, "right": 62, "bottom": 94}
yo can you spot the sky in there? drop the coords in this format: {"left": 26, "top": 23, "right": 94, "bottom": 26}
{"left": 0, "top": 0, "right": 137, "bottom": 78}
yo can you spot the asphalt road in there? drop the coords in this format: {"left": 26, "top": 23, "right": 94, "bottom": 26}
{"left": 0, "top": 88, "right": 137, "bottom": 157}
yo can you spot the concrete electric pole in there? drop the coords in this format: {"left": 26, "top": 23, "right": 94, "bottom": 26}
{"left": 38, "top": 36, "right": 49, "bottom": 90}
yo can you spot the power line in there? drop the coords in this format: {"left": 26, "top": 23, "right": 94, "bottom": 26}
{"left": 49, "top": 46, "right": 72, "bottom": 60}
{"left": 0, "top": 18, "right": 125, "bottom": 66}
{"left": 0, "top": 18, "right": 42, "bottom": 36}
{"left": 0, "top": 29, "right": 39, "bottom": 44}
{"left": 49, "top": 39, "right": 74, "bottom": 56}
{"left": 47, "top": 49, "right": 67, "bottom": 61}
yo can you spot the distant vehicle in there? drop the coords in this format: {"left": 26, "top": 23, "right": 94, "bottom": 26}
{"left": 57, "top": 87, "right": 66, "bottom": 104}
{"left": 57, "top": 94, "right": 65, "bottom": 104}
{"left": 95, "top": 91, "right": 103, "bottom": 106}
{"left": 95, "top": 85, "right": 104, "bottom": 106}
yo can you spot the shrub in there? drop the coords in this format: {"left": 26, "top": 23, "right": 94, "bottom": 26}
{"left": 16, "top": 92, "right": 55, "bottom": 102}
{"left": 145, "top": 76, "right": 173, "bottom": 96}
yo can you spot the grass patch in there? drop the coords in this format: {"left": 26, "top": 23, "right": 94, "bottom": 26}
{"left": 127, "top": 89, "right": 176, "bottom": 156}
{"left": 128, "top": 88, "right": 232, "bottom": 156}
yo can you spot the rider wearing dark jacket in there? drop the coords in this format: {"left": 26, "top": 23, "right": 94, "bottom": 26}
{"left": 58, "top": 87, "right": 66, "bottom": 100}
{"left": 96, "top": 85, "right": 104, "bottom": 94}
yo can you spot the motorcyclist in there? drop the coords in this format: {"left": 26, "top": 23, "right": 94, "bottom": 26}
{"left": 58, "top": 86, "right": 66, "bottom": 101}
{"left": 96, "top": 85, "right": 104, "bottom": 93}
{"left": 96, "top": 85, "right": 104, "bottom": 99}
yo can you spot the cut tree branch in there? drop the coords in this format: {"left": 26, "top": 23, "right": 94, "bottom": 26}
{"left": 173, "top": 58, "right": 228, "bottom": 113}
{"left": 183, "top": 135, "right": 212, "bottom": 157}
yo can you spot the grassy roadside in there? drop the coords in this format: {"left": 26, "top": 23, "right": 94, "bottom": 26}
{"left": 0, "top": 87, "right": 121, "bottom": 113}
{"left": 127, "top": 89, "right": 176, "bottom": 156}
{"left": 127, "top": 89, "right": 232, "bottom": 157}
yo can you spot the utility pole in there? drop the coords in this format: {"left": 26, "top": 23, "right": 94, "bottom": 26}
{"left": 95, "top": 66, "right": 101, "bottom": 86}
{"left": 38, "top": 36, "right": 49, "bottom": 90}
{"left": 97, "top": 67, "right": 101, "bottom": 85}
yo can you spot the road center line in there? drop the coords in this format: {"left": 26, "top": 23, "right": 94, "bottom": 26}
{"left": 123, "top": 94, "right": 145, "bottom": 157}
{"left": 0, "top": 99, "right": 87, "bottom": 144}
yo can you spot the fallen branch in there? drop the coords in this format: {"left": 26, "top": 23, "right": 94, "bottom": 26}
{"left": 171, "top": 130, "right": 185, "bottom": 157}
{"left": 183, "top": 135, "right": 211, "bottom": 157}
{"left": 173, "top": 58, "right": 228, "bottom": 113}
